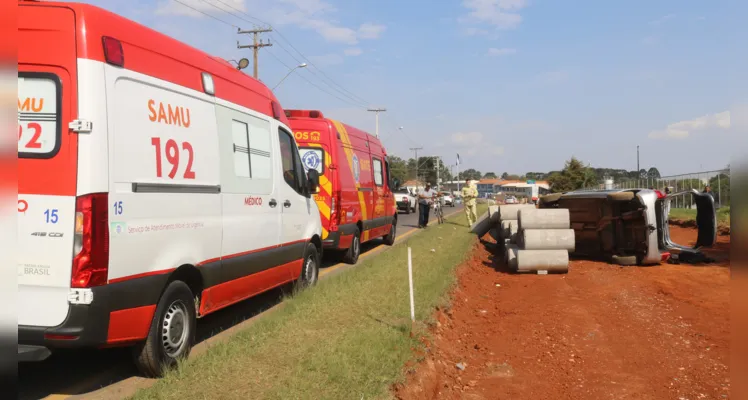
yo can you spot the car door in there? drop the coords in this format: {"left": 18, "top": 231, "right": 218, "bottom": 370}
{"left": 277, "top": 126, "right": 314, "bottom": 269}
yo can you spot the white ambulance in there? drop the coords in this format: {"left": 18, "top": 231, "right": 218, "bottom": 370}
{"left": 18, "top": 0, "right": 322, "bottom": 376}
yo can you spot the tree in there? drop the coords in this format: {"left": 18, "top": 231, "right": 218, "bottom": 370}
{"left": 639, "top": 169, "right": 648, "bottom": 179}
{"left": 483, "top": 172, "right": 498, "bottom": 179}
{"left": 387, "top": 155, "right": 408, "bottom": 187}
{"left": 647, "top": 167, "right": 661, "bottom": 179}
{"left": 501, "top": 172, "right": 509, "bottom": 179}
{"left": 459, "top": 168, "right": 482, "bottom": 181}
{"left": 548, "top": 157, "right": 599, "bottom": 193}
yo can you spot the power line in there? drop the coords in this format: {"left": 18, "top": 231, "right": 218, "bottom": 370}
{"left": 173, "top": 0, "right": 239, "bottom": 28}
{"left": 203, "top": 0, "right": 372, "bottom": 107}
{"left": 263, "top": 50, "right": 368, "bottom": 108}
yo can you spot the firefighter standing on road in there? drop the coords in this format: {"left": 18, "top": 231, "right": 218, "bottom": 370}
{"left": 462, "top": 178, "right": 478, "bottom": 226}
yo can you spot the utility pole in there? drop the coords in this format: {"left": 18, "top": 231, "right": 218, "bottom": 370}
{"left": 237, "top": 27, "right": 273, "bottom": 79}
{"left": 367, "top": 108, "right": 386, "bottom": 138}
{"left": 637, "top": 145, "right": 640, "bottom": 173}
{"left": 435, "top": 157, "right": 442, "bottom": 192}
{"left": 409, "top": 147, "right": 422, "bottom": 182}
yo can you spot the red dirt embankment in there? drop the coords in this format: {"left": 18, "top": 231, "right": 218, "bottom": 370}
{"left": 394, "top": 226, "right": 730, "bottom": 400}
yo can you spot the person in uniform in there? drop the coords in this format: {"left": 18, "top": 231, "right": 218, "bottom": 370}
{"left": 461, "top": 178, "right": 478, "bottom": 226}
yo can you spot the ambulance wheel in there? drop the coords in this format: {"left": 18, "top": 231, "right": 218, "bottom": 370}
{"left": 343, "top": 228, "right": 361, "bottom": 264}
{"left": 132, "top": 280, "right": 196, "bottom": 378}
{"left": 295, "top": 242, "right": 320, "bottom": 290}
{"left": 383, "top": 221, "right": 397, "bottom": 246}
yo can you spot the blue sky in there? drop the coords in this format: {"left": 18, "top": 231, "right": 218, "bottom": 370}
{"left": 82, "top": 0, "right": 744, "bottom": 176}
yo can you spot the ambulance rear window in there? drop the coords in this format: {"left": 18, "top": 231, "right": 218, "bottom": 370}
{"left": 299, "top": 147, "right": 324, "bottom": 174}
{"left": 18, "top": 73, "right": 61, "bottom": 158}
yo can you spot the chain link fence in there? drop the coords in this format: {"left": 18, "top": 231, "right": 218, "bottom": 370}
{"left": 588, "top": 169, "right": 730, "bottom": 209}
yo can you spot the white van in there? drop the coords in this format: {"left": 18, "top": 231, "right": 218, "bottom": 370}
{"left": 18, "top": 1, "right": 322, "bottom": 376}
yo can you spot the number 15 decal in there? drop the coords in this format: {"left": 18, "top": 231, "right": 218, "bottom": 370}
{"left": 151, "top": 137, "right": 195, "bottom": 179}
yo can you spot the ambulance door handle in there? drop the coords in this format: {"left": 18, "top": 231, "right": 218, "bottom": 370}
{"left": 269, "top": 199, "right": 278, "bottom": 208}
{"left": 283, "top": 200, "right": 292, "bottom": 208}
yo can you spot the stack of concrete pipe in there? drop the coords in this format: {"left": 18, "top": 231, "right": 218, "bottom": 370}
{"left": 497, "top": 206, "right": 575, "bottom": 274}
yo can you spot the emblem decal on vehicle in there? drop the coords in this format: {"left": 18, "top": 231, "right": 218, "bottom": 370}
{"left": 302, "top": 151, "right": 321, "bottom": 172}
{"left": 352, "top": 153, "right": 360, "bottom": 183}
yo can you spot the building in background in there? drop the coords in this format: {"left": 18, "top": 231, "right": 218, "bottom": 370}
{"left": 402, "top": 179, "right": 425, "bottom": 194}
{"left": 496, "top": 181, "right": 551, "bottom": 200}
{"left": 477, "top": 179, "right": 503, "bottom": 198}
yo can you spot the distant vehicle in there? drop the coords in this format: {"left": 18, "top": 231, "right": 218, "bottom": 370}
{"left": 538, "top": 188, "right": 717, "bottom": 265}
{"left": 17, "top": 0, "right": 322, "bottom": 376}
{"left": 393, "top": 188, "right": 416, "bottom": 214}
{"left": 286, "top": 109, "right": 398, "bottom": 265}
{"left": 439, "top": 192, "right": 455, "bottom": 207}
{"left": 505, "top": 196, "right": 518, "bottom": 204}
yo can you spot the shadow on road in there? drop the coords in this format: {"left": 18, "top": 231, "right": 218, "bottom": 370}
{"left": 18, "top": 240, "right": 387, "bottom": 400}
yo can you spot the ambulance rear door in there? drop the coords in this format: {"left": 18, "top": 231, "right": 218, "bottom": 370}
{"left": 18, "top": 3, "right": 79, "bottom": 327}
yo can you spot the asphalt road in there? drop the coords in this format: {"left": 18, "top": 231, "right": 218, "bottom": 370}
{"left": 19, "top": 204, "right": 464, "bottom": 400}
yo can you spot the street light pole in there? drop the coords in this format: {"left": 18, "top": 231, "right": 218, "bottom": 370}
{"left": 273, "top": 63, "right": 307, "bottom": 90}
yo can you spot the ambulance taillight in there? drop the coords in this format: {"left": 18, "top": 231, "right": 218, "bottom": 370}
{"left": 72, "top": 194, "right": 110, "bottom": 288}
{"left": 329, "top": 191, "right": 342, "bottom": 231}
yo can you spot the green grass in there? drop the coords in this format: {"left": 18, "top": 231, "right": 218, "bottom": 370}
{"left": 131, "top": 205, "right": 487, "bottom": 400}
{"left": 669, "top": 206, "right": 730, "bottom": 227}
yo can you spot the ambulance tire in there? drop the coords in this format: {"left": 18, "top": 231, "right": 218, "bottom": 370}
{"left": 132, "top": 280, "right": 196, "bottom": 378}
{"left": 343, "top": 228, "right": 361, "bottom": 264}
{"left": 383, "top": 220, "right": 397, "bottom": 246}
{"left": 295, "top": 242, "right": 320, "bottom": 290}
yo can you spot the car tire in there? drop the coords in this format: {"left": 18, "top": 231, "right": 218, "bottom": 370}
{"left": 132, "top": 280, "right": 196, "bottom": 378}
{"left": 607, "top": 192, "right": 636, "bottom": 202}
{"left": 610, "top": 254, "right": 638, "bottom": 266}
{"left": 405, "top": 205, "right": 411, "bottom": 214}
{"left": 295, "top": 242, "right": 319, "bottom": 290}
{"left": 342, "top": 227, "right": 361, "bottom": 264}
{"left": 383, "top": 219, "right": 397, "bottom": 246}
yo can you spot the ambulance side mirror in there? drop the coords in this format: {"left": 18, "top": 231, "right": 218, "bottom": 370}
{"left": 307, "top": 169, "right": 320, "bottom": 195}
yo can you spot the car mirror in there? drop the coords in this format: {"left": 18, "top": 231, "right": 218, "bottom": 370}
{"left": 307, "top": 169, "right": 320, "bottom": 193}
{"left": 392, "top": 178, "right": 400, "bottom": 189}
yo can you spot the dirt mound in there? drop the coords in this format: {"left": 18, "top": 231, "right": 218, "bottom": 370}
{"left": 393, "top": 226, "right": 730, "bottom": 400}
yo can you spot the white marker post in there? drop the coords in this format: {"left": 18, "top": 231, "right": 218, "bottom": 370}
{"left": 407, "top": 247, "right": 415, "bottom": 326}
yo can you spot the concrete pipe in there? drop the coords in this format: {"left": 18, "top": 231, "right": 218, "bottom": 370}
{"left": 516, "top": 250, "right": 569, "bottom": 273}
{"left": 521, "top": 229, "right": 576, "bottom": 251}
{"left": 508, "top": 221, "right": 519, "bottom": 243}
{"left": 505, "top": 244, "right": 519, "bottom": 270}
{"left": 518, "top": 208, "right": 570, "bottom": 230}
{"left": 471, "top": 212, "right": 492, "bottom": 236}
{"left": 498, "top": 204, "right": 536, "bottom": 221}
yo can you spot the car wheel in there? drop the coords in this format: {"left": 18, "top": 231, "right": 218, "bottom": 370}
{"left": 383, "top": 220, "right": 397, "bottom": 246}
{"left": 610, "top": 254, "right": 638, "bottom": 266}
{"left": 342, "top": 227, "right": 361, "bottom": 264}
{"left": 132, "top": 280, "right": 196, "bottom": 378}
{"left": 295, "top": 243, "right": 320, "bottom": 290}
{"left": 405, "top": 205, "right": 411, "bottom": 214}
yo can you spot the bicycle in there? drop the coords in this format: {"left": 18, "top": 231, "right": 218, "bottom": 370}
{"left": 432, "top": 196, "right": 445, "bottom": 224}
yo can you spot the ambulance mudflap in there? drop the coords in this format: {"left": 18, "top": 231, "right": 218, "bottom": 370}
{"left": 18, "top": 73, "right": 77, "bottom": 328}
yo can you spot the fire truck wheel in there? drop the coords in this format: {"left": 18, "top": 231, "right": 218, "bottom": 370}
{"left": 295, "top": 242, "right": 320, "bottom": 289}
{"left": 383, "top": 220, "right": 397, "bottom": 246}
{"left": 132, "top": 280, "right": 196, "bottom": 378}
{"left": 343, "top": 227, "right": 361, "bottom": 264}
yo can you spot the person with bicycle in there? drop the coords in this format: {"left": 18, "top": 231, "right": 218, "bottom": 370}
{"left": 417, "top": 182, "right": 437, "bottom": 228}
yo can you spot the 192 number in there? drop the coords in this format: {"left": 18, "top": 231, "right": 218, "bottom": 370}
{"left": 18, "top": 123, "right": 43, "bottom": 149}
{"left": 151, "top": 138, "right": 195, "bottom": 179}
